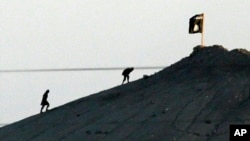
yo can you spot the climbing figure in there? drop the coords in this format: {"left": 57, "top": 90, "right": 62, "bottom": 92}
{"left": 122, "top": 67, "right": 134, "bottom": 84}
{"left": 40, "top": 89, "right": 50, "bottom": 113}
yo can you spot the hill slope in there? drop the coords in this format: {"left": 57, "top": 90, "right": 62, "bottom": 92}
{"left": 0, "top": 45, "right": 250, "bottom": 141}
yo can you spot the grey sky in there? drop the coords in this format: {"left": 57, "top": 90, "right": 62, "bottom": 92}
{"left": 1, "top": 0, "right": 250, "bottom": 125}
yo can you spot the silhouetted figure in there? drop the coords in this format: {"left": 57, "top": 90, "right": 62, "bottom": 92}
{"left": 40, "top": 89, "right": 50, "bottom": 113}
{"left": 122, "top": 67, "right": 134, "bottom": 84}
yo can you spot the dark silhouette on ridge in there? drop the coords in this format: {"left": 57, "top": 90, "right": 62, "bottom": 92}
{"left": 122, "top": 67, "right": 134, "bottom": 84}
{"left": 40, "top": 89, "right": 50, "bottom": 113}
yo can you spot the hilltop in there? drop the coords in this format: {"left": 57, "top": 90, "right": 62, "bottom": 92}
{"left": 0, "top": 45, "right": 249, "bottom": 141}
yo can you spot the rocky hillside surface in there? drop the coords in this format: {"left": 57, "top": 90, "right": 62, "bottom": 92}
{"left": 0, "top": 45, "right": 249, "bottom": 141}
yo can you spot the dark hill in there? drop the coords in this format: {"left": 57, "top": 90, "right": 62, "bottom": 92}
{"left": 0, "top": 45, "right": 249, "bottom": 141}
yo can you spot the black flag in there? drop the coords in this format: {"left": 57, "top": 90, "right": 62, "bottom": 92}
{"left": 189, "top": 14, "right": 204, "bottom": 34}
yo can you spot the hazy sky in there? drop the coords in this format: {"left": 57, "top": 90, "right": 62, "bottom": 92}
{"left": 1, "top": 0, "right": 250, "bottom": 125}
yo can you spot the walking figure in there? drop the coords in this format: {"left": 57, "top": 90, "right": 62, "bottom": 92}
{"left": 122, "top": 67, "right": 134, "bottom": 84}
{"left": 40, "top": 89, "right": 50, "bottom": 113}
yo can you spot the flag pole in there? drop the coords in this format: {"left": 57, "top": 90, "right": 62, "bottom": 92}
{"left": 201, "top": 13, "right": 205, "bottom": 47}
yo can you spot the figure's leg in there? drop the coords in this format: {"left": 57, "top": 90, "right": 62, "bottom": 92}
{"left": 40, "top": 105, "right": 44, "bottom": 113}
{"left": 127, "top": 75, "right": 130, "bottom": 83}
{"left": 46, "top": 103, "right": 50, "bottom": 112}
{"left": 122, "top": 75, "right": 126, "bottom": 84}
